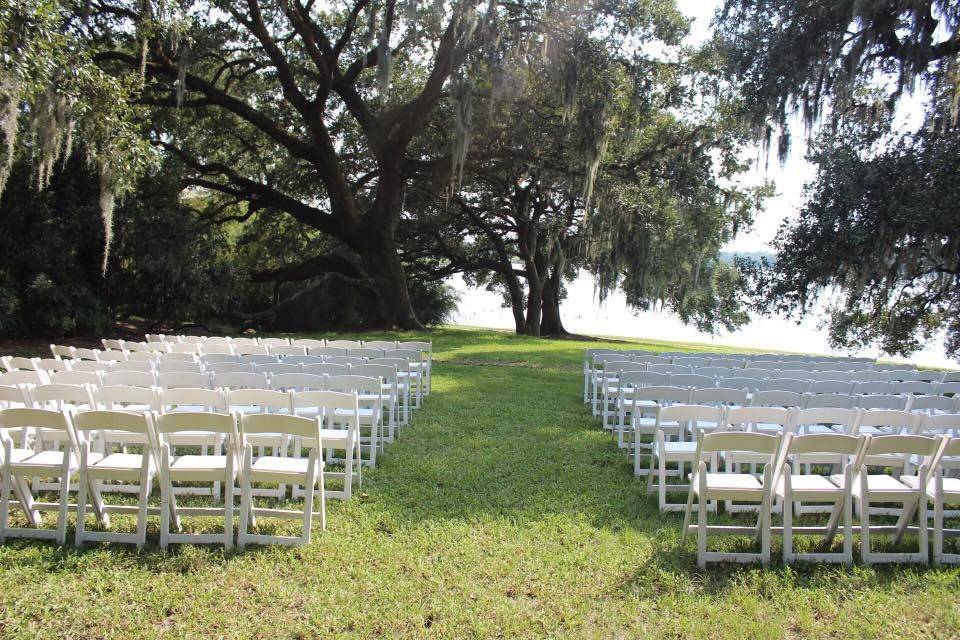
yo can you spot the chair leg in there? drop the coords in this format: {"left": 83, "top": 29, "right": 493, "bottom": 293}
{"left": 75, "top": 467, "right": 89, "bottom": 548}
{"left": 697, "top": 488, "right": 708, "bottom": 568}
{"left": 160, "top": 471, "right": 170, "bottom": 550}
{"left": 842, "top": 492, "right": 853, "bottom": 566}
{"left": 933, "top": 488, "right": 943, "bottom": 566}
{"left": 135, "top": 468, "right": 151, "bottom": 549}
{"left": 237, "top": 450, "right": 252, "bottom": 550}
{"left": 224, "top": 453, "right": 235, "bottom": 550}
{"left": 0, "top": 458, "right": 12, "bottom": 544}
{"left": 55, "top": 470, "right": 71, "bottom": 546}
{"left": 680, "top": 487, "right": 695, "bottom": 545}
{"left": 918, "top": 495, "right": 928, "bottom": 563}
{"left": 782, "top": 489, "right": 793, "bottom": 564}
{"left": 860, "top": 496, "right": 871, "bottom": 565}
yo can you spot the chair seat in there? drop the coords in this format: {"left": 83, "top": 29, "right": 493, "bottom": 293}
{"left": 12, "top": 449, "right": 79, "bottom": 472}
{"left": 693, "top": 472, "right": 763, "bottom": 499}
{"left": 777, "top": 474, "right": 846, "bottom": 497}
{"left": 843, "top": 473, "right": 917, "bottom": 500}
{"left": 250, "top": 455, "right": 322, "bottom": 478}
{"left": 171, "top": 454, "right": 228, "bottom": 471}
{"left": 654, "top": 441, "right": 698, "bottom": 460}
{"left": 6, "top": 448, "right": 34, "bottom": 464}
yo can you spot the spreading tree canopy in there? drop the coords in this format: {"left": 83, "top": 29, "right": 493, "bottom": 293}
{"left": 716, "top": 0, "right": 960, "bottom": 356}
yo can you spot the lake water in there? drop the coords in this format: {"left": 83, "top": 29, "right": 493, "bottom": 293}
{"left": 448, "top": 272, "right": 959, "bottom": 369}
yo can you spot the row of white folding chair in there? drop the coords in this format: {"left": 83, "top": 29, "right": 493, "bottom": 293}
{"left": 4, "top": 383, "right": 368, "bottom": 498}
{"left": 0, "top": 405, "right": 355, "bottom": 549}
{"left": 674, "top": 421, "right": 957, "bottom": 566}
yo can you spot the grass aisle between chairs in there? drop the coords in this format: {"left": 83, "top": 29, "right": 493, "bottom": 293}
{"left": 0, "top": 327, "right": 957, "bottom": 638}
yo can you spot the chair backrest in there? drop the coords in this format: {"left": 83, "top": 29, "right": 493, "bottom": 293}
{"left": 673, "top": 357, "right": 710, "bottom": 368}
{"left": 102, "top": 370, "right": 156, "bottom": 388}
{"left": 72, "top": 410, "right": 152, "bottom": 444}
{"left": 200, "top": 343, "right": 234, "bottom": 355}
{"left": 49, "top": 370, "right": 101, "bottom": 386}
{"left": 649, "top": 364, "right": 691, "bottom": 375}
{"left": 398, "top": 341, "right": 431, "bottom": 353}
{"left": 748, "top": 354, "right": 781, "bottom": 363}
{"left": 327, "top": 356, "right": 368, "bottom": 367}
{"left": 181, "top": 335, "right": 208, "bottom": 343}
{"left": 101, "top": 338, "right": 125, "bottom": 350}
{"left": 308, "top": 346, "right": 348, "bottom": 358}
{"left": 709, "top": 358, "right": 742, "bottom": 368}
{"left": 695, "top": 367, "right": 734, "bottom": 378}
{"left": 751, "top": 389, "right": 805, "bottom": 408}
{"left": 808, "top": 370, "right": 852, "bottom": 382}
{"left": 302, "top": 363, "right": 349, "bottom": 376}
{"left": 696, "top": 430, "right": 782, "bottom": 456}
{"left": 881, "top": 369, "right": 917, "bottom": 382}
{"left": 857, "top": 393, "right": 908, "bottom": 411}
{"left": 630, "top": 385, "right": 691, "bottom": 405}
{"left": 348, "top": 348, "right": 384, "bottom": 359}
{"left": 49, "top": 344, "right": 75, "bottom": 360}
{"left": 657, "top": 404, "right": 724, "bottom": 431}
{"left": 112, "top": 360, "right": 154, "bottom": 372}
{"left": 166, "top": 342, "right": 201, "bottom": 354}
{"left": 690, "top": 387, "right": 747, "bottom": 406}
{"left": 291, "top": 338, "right": 326, "bottom": 349}
{"left": 0, "top": 370, "right": 48, "bottom": 386}
{"left": 94, "top": 385, "right": 160, "bottom": 411}
{"left": 777, "top": 369, "right": 813, "bottom": 380}
{"left": 235, "top": 345, "right": 271, "bottom": 357}
{"left": 291, "top": 389, "right": 359, "bottom": 421}
{"left": 326, "top": 339, "right": 362, "bottom": 350}
{"left": 127, "top": 351, "right": 160, "bottom": 363}
{"left": 803, "top": 392, "right": 856, "bottom": 409}
{"left": 909, "top": 394, "right": 957, "bottom": 414}
{"left": 157, "top": 371, "right": 212, "bottom": 390}
{"left": 160, "top": 351, "right": 198, "bottom": 363}
{"left": 668, "top": 373, "right": 716, "bottom": 390}
{"left": 0, "top": 385, "right": 31, "bottom": 408}
{"left": 240, "top": 412, "right": 319, "bottom": 440}
{"left": 746, "top": 361, "right": 781, "bottom": 371}
{"left": 726, "top": 406, "right": 793, "bottom": 431}
{"left": 157, "top": 360, "right": 203, "bottom": 373}
{"left": 199, "top": 353, "right": 239, "bottom": 365}
{"left": 784, "top": 362, "right": 813, "bottom": 371}
{"left": 634, "top": 355, "right": 671, "bottom": 366}
{"left": 762, "top": 379, "right": 811, "bottom": 394}
{"left": 231, "top": 337, "right": 261, "bottom": 348}
{"left": 213, "top": 372, "right": 269, "bottom": 390}
{"left": 896, "top": 381, "right": 936, "bottom": 395}
{"left": 0, "top": 407, "right": 70, "bottom": 439}
{"left": 206, "top": 362, "right": 251, "bottom": 374}
{"left": 122, "top": 341, "right": 153, "bottom": 353}
{"left": 856, "top": 409, "right": 921, "bottom": 434}
{"left": 267, "top": 345, "right": 306, "bottom": 357}
{"left": 158, "top": 387, "right": 227, "bottom": 412}
{"left": 226, "top": 388, "right": 291, "bottom": 413}
{"left": 619, "top": 371, "right": 670, "bottom": 388}
{"left": 364, "top": 340, "right": 397, "bottom": 351}
{"left": 786, "top": 432, "right": 865, "bottom": 461}
{"left": 259, "top": 337, "right": 291, "bottom": 347}
{"left": 34, "top": 358, "right": 69, "bottom": 373}
{"left": 253, "top": 363, "right": 301, "bottom": 376}
{"left": 912, "top": 370, "right": 941, "bottom": 382}
{"left": 718, "top": 376, "right": 764, "bottom": 392}
{"left": 916, "top": 413, "right": 960, "bottom": 436}
{"left": 3, "top": 356, "right": 38, "bottom": 372}
{"left": 68, "top": 360, "right": 106, "bottom": 373}
{"left": 73, "top": 348, "right": 101, "bottom": 361}
{"left": 237, "top": 352, "right": 280, "bottom": 364}
{"left": 940, "top": 371, "right": 960, "bottom": 383}
{"left": 792, "top": 407, "right": 861, "bottom": 434}
{"left": 851, "top": 371, "right": 883, "bottom": 382}
{"left": 854, "top": 381, "right": 895, "bottom": 395}
{"left": 269, "top": 373, "right": 326, "bottom": 391}
{"left": 391, "top": 349, "right": 424, "bottom": 362}
{"left": 325, "top": 374, "right": 382, "bottom": 395}
{"left": 936, "top": 381, "right": 960, "bottom": 396}
{"left": 154, "top": 411, "right": 236, "bottom": 441}
{"left": 741, "top": 367, "right": 775, "bottom": 378}
{"left": 862, "top": 434, "right": 941, "bottom": 461}
{"left": 350, "top": 364, "right": 398, "bottom": 382}
{"left": 30, "top": 383, "right": 96, "bottom": 410}
{"left": 809, "top": 380, "right": 853, "bottom": 394}
{"left": 281, "top": 355, "right": 325, "bottom": 366}
{"left": 97, "top": 348, "right": 127, "bottom": 363}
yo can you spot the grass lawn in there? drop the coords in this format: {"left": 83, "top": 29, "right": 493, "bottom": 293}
{"left": 1, "top": 326, "right": 958, "bottom": 638}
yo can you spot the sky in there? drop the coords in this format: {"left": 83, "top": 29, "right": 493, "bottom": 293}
{"left": 447, "top": 0, "right": 959, "bottom": 369}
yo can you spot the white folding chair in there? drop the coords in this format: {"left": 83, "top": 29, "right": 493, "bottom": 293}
{"left": 851, "top": 434, "right": 943, "bottom": 564}
{"left": 928, "top": 437, "right": 960, "bottom": 565}
{"left": 102, "top": 370, "right": 156, "bottom": 388}
{"left": 73, "top": 410, "right": 157, "bottom": 548}
{"left": 155, "top": 411, "right": 240, "bottom": 549}
{"left": 326, "top": 339, "right": 362, "bottom": 350}
{"left": 225, "top": 388, "right": 291, "bottom": 498}
{"left": 681, "top": 430, "right": 784, "bottom": 567}
{"left": 645, "top": 404, "right": 725, "bottom": 511}
{"left": 351, "top": 364, "right": 400, "bottom": 442}
{"left": 0, "top": 408, "right": 82, "bottom": 544}
{"left": 259, "top": 337, "right": 291, "bottom": 348}
{"left": 291, "top": 390, "right": 361, "bottom": 501}
{"left": 325, "top": 375, "right": 383, "bottom": 467}
{"left": 269, "top": 373, "right": 326, "bottom": 392}
{"left": 776, "top": 432, "right": 866, "bottom": 565}
{"left": 291, "top": 339, "right": 326, "bottom": 349}
{"left": 625, "top": 386, "right": 690, "bottom": 460}
{"left": 237, "top": 413, "right": 325, "bottom": 548}
{"left": 157, "top": 371, "right": 212, "bottom": 389}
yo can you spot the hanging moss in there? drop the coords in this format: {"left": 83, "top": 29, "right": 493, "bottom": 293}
{"left": 0, "top": 74, "right": 18, "bottom": 195}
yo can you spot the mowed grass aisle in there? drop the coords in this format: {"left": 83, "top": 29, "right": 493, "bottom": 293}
{"left": 0, "top": 328, "right": 958, "bottom": 637}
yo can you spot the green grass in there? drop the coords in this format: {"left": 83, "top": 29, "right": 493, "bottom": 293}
{"left": 1, "top": 327, "right": 958, "bottom": 638}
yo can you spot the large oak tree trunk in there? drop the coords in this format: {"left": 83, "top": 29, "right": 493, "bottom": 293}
{"left": 357, "top": 226, "right": 423, "bottom": 330}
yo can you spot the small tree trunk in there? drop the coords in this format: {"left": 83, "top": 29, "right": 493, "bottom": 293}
{"left": 525, "top": 279, "right": 543, "bottom": 337}
{"left": 540, "top": 267, "right": 568, "bottom": 336}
